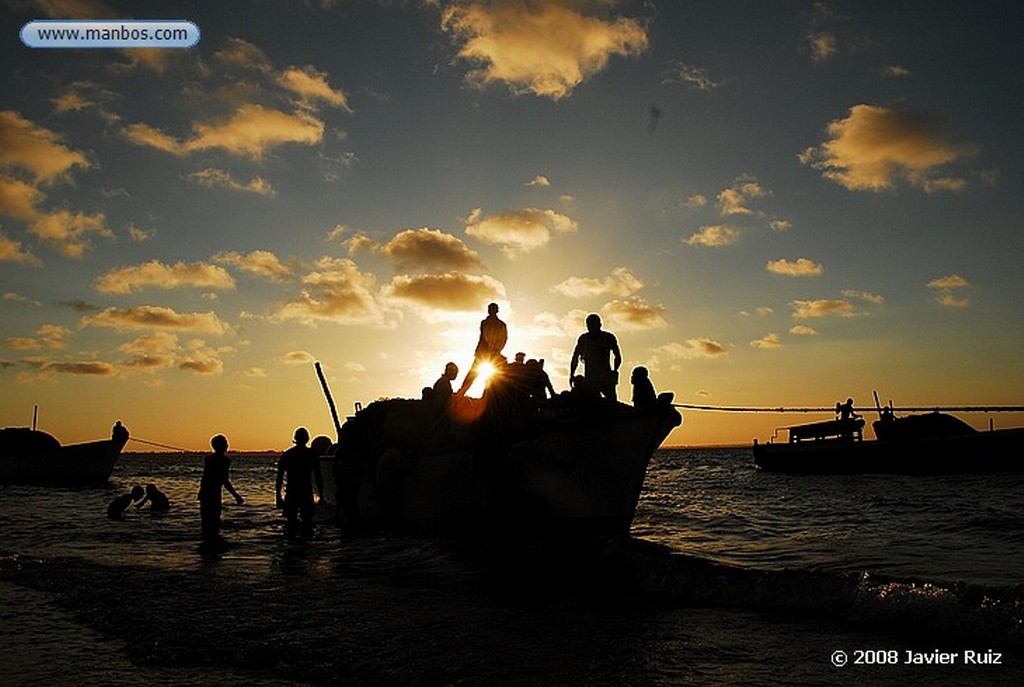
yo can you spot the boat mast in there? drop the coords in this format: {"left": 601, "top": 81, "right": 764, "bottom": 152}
{"left": 32, "top": 404, "right": 38, "bottom": 431}
{"left": 315, "top": 362, "right": 343, "bottom": 442}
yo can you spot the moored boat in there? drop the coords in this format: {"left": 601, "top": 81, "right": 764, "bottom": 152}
{"left": 0, "top": 421, "right": 130, "bottom": 484}
{"left": 326, "top": 380, "right": 682, "bottom": 536}
{"left": 753, "top": 410, "right": 1024, "bottom": 474}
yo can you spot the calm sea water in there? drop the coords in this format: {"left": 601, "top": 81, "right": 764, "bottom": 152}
{"left": 2, "top": 447, "right": 1022, "bottom": 685}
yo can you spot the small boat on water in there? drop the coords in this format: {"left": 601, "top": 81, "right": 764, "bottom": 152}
{"left": 0, "top": 421, "right": 130, "bottom": 485}
{"left": 753, "top": 409, "right": 1024, "bottom": 474}
{"left": 322, "top": 372, "right": 682, "bottom": 536}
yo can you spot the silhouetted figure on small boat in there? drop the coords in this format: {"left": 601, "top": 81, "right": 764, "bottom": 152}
{"left": 570, "top": 314, "right": 622, "bottom": 401}
{"left": 433, "top": 361, "right": 459, "bottom": 404}
{"left": 276, "top": 427, "right": 325, "bottom": 537}
{"left": 524, "top": 358, "right": 556, "bottom": 401}
{"left": 457, "top": 302, "right": 508, "bottom": 396}
{"left": 631, "top": 366, "right": 657, "bottom": 409}
{"left": 107, "top": 484, "right": 145, "bottom": 520}
{"left": 142, "top": 483, "right": 170, "bottom": 512}
{"left": 198, "top": 434, "right": 244, "bottom": 541}
{"left": 835, "top": 398, "right": 864, "bottom": 439}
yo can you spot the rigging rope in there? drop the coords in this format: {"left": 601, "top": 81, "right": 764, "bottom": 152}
{"left": 671, "top": 403, "right": 1024, "bottom": 414}
{"left": 128, "top": 436, "right": 199, "bottom": 452}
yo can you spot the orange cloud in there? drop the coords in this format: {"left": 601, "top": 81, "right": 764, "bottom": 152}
{"left": 801, "top": 104, "right": 973, "bottom": 192}
{"left": 277, "top": 66, "right": 352, "bottom": 112}
{"left": 126, "top": 104, "right": 324, "bottom": 159}
{"left": 188, "top": 168, "right": 276, "bottom": 196}
{"left": 380, "top": 228, "right": 484, "bottom": 272}
{"left": 82, "top": 306, "right": 231, "bottom": 333}
{"left": 465, "top": 207, "right": 577, "bottom": 256}
{"left": 215, "top": 249, "right": 294, "bottom": 282}
{"left": 441, "top": 0, "right": 649, "bottom": 100}
{"left": 750, "top": 333, "right": 782, "bottom": 349}
{"left": 95, "top": 260, "right": 236, "bottom": 294}
{"left": 0, "top": 230, "right": 40, "bottom": 266}
{"left": 685, "top": 224, "right": 741, "bottom": 247}
{"left": 927, "top": 274, "right": 971, "bottom": 308}
{"left": 552, "top": 267, "right": 643, "bottom": 298}
{"left": 600, "top": 296, "right": 667, "bottom": 330}
{"left": 273, "top": 257, "right": 383, "bottom": 326}
{"left": 790, "top": 299, "right": 864, "bottom": 319}
{"left": 0, "top": 111, "right": 90, "bottom": 184}
{"left": 766, "top": 257, "right": 823, "bottom": 277}
{"left": 384, "top": 272, "right": 505, "bottom": 312}
{"left": 655, "top": 339, "right": 729, "bottom": 360}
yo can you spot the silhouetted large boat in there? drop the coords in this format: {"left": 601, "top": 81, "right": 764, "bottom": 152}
{"left": 752, "top": 411, "right": 1024, "bottom": 474}
{"left": 325, "top": 382, "right": 682, "bottom": 535}
{"left": 0, "top": 422, "right": 130, "bottom": 484}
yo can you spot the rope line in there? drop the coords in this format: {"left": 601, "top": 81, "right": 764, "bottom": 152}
{"left": 671, "top": 404, "right": 1024, "bottom": 414}
{"left": 128, "top": 436, "right": 199, "bottom": 452}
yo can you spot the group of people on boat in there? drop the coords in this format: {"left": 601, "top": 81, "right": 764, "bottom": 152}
{"left": 431, "top": 303, "right": 660, "bottom": 411}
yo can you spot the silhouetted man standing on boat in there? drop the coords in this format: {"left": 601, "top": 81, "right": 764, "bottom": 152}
{"left": 198, "top": 434, "right": 244, "bottom": 541}
{"left": 457, "top": 302, "right": 508, "bottom": 396}
{"left": 276, "top": 427, "right": 325, "bottom": 536}
{"left": 570, "top": 314, "right": 622, "bottom": 402}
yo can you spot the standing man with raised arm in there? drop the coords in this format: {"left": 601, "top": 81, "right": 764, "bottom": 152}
{"left": 570, "top": 313, "right": 622, "bottom": 402}
{"left": 457, "top": 302, "right": 508, "bottom": 396}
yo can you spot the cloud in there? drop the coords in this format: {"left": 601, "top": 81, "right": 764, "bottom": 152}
{"left": 215, "top": 249, "right": 295, "bottom": 282}
{"left": 655, "top": 338, "right": 729, "bottom": 360}
{"left": 883, "top": 65, "right": 912, "bottom": 78}
{"left": 789, "top": 325, "right": 819, "bottom": 336}
{"left": 277, "top": 66, "right": 352, "bottom": 112}
{"left": 127, "top": 224, "right": 156, "bottom": 243}
{"left": 662, "top": 61, "right": 722, "bottom": 90}
{"left": 551, "top": 267, "right": 643, "bottom": 298}
{"left": 82, "top": 305, "right": 231, "bottom": 333}
{"left": 464, "top": 207, "right": 577, "bottom": 256}
{"left": 0, "top": 175, "right": 45, "bottom": 220}
{"left": 600, "top": 296, "right": 667, "bottom": 330}
{"left": 4, "top": 324, "right": 70, "bottom": 350}
{"left": 441, "top": 0, "right": 649, "bottom": 100}
{"left": 750, "top": 333, "right": 782, "bottom": 349}
{"left": 685, "top": 224, "right": 741, "bottom": 247}
{"left": 187, "top": 168, "right": 276, "bottom": 196}
{"left": 766, "top": 257, "right": 824, "bottom": 277}
{"left": 0, "top": 111, "right": 90, "bottom": 184}
{"left": 126, "top": 104, "right": 325, "bottom": 159}
{"left": 842, "top": 289, "right": 885, "bottom": 305}
{"left": 95, "top": 260, "right": 236, "bottom": 294}
{"left": 39, "top": 361, "right": 118, "bottom": 377}
{"left": 29, "top": 209, "right": 112, "bottom": 258}
{"left": 3, "top": 292, "right": 42, "bottom": 306}
{"left": 806, "top": 32, "right": 838, "bottom": 62}
{"left": 927, "top": 274, "right": 971, "bottom": 308}
{"left": 273, "top": 257, "right": 384, "bottom": 325}
{"left": 117, "top": 332, "right": 179, "bottom": 372}
{"left": 384, "top": 272, "right": 505, "bottom": 312}
{"left": 801, "top": 104, "right": 974, "bottom": 192}
{"left": 768, "top": 219, "right": 791, "bottom": 232}
{"left": 683, "top": 194, "right": 707, "bottom": 209}
{"left": 281, "top": 350, "right": 316, "bottom": 365}
{"left": 789, "top": 299, "right": 866, "bottom": 319}
{"left": 716, "top": 179, "right": 767, "bottom": 216}
{"left": 0, "top": 230, "right": 41, "bottom": 266}
{"left": 380, "top": 228, "right": 484, "bottom": 272}
{"left": 526, "top": 175, "right": 551, "bottom": 187}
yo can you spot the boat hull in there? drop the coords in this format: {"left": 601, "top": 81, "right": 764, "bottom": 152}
{"left": 752, "top": 427, "right": 1024, "bottom": 474}
{"left": 330, "top": 400, "right": 682, "bottom": 535}
{"left": 0, "top": 431, "right": 129, "bottom": 485}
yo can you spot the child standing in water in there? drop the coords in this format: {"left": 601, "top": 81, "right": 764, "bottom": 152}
{"left": 197, "top": 434, "right": 244, "bottom": 541}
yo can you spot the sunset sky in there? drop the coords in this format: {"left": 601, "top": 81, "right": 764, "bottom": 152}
{"left": 2, "top": 0, "right": 1022, "bottom": 450}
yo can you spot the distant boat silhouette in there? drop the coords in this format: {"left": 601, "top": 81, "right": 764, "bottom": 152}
{"left": 0, "top": 421, "right": 129, "bottom": 484}
{"left": 753, "top": 410, "right": 1024, "bottom": 474}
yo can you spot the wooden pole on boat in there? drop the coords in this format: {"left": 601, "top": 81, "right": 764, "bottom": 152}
{"left": 315, "top": 361, "right": 343, "bottom": 442}
{"left": 32, "top": 404, "right": 38, "bottom": 431}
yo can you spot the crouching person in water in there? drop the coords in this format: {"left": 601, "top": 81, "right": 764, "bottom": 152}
{"left": 276, "top": 427, "right": 325, "bottom": 537}
{"left": 107, "top": 485, "right": 145, "bottom": 520}
{"left": 198, "top": 434, "right": 244, "bottom": 541}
